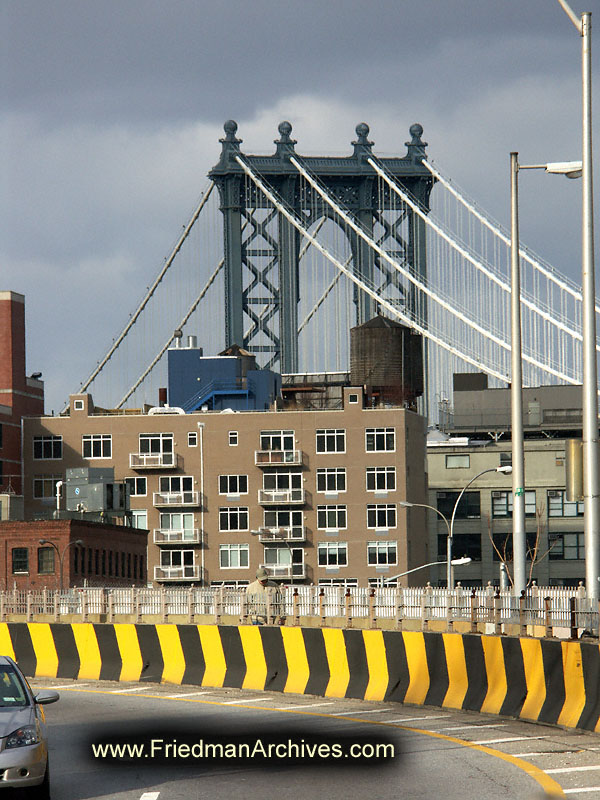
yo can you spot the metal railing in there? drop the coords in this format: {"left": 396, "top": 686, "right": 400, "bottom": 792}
{"left": 0, "top": 584, "right": 597, "bottom": 637}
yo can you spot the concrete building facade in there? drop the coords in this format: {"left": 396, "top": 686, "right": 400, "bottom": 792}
{"left": 427, "top": 378, "right": 589, "bottom": 588}
{"left": 22, "top": 387, "right": 428, "bottom": 587}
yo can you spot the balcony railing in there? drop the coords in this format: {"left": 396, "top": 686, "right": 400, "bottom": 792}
{"left": 253, "top": 526, "right": 306, "bottom": 542}
{"left": 255, "top": 450, "right": 303, "bottom": 467}
{"left": 129, "top": 452, "right": 180, "bottom": 469}
{"left": 153, "top": 529, "right": 201, "bottom": 545}
{"left": 258, "top": 488, "right": 305, "bottom": 505}
{"left": 153, "top": 491, "right": 200, "bottom": 507}
{"left": 154, "top": 565, "right": 200, "bottom": 581}
{"left": 259, "top": 562, "right": 306, "bottom": 579}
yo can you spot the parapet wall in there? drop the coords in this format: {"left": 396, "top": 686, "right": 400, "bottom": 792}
{"left": 2, "top": 623, "right": 598, "bottom": 733}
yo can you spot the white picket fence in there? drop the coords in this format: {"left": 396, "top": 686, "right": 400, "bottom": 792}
{"left": 1, "top": 584, "right": 597, "bottom": 637}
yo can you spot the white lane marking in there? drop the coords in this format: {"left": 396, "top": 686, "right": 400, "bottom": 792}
{"left": 511, "top": 751, "right": 579, "bottom": 758}
{"left": 564, "top": 789, "right": 600, "bottom": 795}
{"left": 334, "top": 709, "right": 395, "bottom": 716}
{"left": 140, "top": 794, "right": 160, "bottom": 800}
{"left": 274, "top": 702, "right": 336, "bottom": 710}
{"left": 385, "top": 715, "right": 447, "bottom": 724}
{"left": 48, "top": 683, "right": 89, "bottom": 689}
{"left": 222, "top": 698, "right": 267, "bottom": 705}
{"left": 111, "top": 687, "right": 150, "bottom": 694}
{"left": 162, "top": 691, "right": 215, "bottom": 699}
{"left": 547, "top": 766, "right": 600, "bottom": 774}
{"left": 439, "top": 723, "right": 508, "bottom": 732}
{"left": 471, "top": 736, "right": 538, "bottom": 745}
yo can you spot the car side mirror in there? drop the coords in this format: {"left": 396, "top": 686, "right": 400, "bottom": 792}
{"left": 34, "top": 690, "right": 60, "bottom": 705}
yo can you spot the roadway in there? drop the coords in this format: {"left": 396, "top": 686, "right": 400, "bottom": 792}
{"left": 26, "top": 678, "right": 600, "bottom": 800}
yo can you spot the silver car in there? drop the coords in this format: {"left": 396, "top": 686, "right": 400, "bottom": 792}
{"left": 0, "top": 655, "right": 59, "bottom": 798}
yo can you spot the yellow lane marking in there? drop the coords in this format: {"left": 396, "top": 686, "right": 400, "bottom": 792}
{"left": 49, "top": 685, "right": 565, "bottom": 797}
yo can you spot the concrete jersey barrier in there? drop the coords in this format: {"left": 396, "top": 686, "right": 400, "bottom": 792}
{"left": 1, "top": 623, "right": 598, "bottom": 733}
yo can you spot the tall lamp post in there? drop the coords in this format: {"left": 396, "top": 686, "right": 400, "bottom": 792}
{"left": 398, "top": 500, "right": 452, "bottom": 585}
{"left": 510, "top": 154, "right": 582, "bottom": 594}
{"left": 556, "top": 0, "right": 598, "bottom": 601}
{"left": 382, "top": 557, "right": 472, "bottom": 586}
{"left": 39, "top": 538, "right": 84, "bottom": 591}
{"left": 449, "top": 466, "right": 513, "bottom": 589}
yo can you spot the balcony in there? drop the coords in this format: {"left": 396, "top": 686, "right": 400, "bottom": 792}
{"left": 255, "top": 450, "right": 303, "bottom": 467}
{"left": 129, "top": 452, "right": 181, "bottom": 470}
{"left": 260, "top": 562, "right": 306, "bottom": 580}
{"left": 253, "top": 526, "right": 306, "bottom": 542}
{"left": 154, "top": 565, "right": 200, "bottom": 581}
{"left": 258, "top": 488, "right": 305, "bottom": 505}
{"left": 153, "top": 528, "right": 201, "bottom": 545}
{"left": 153, "top": 491, "right": 200, "bottom": 507}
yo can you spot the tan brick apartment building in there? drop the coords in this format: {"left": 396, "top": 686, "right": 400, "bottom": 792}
{"left": 22, "top": 386, "right": 428, "bottom": 587}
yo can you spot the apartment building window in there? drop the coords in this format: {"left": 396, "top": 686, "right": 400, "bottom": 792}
{"left": 365, "top": 427, "right": 395, "bottom": 452}
{"left": 260, "top": 430, "right": 294, "bottom": 451}
{"left": 131, "top": 509, "right": 147, "bottom": 529}
{"left": 549, "top": 532, "right": 585, "bottom": 560}
{"left": 12, "top": 548, "right": 28, "bottom": 574}
{"left": 33, "top": 435, "right": 62, "bottom": 460}
{"left": 37, "top": 547, "right": 55, "bottom": 574}
{"left": 500, "top": 452, "right": 512, "bottom": 467}
{"left": 159, "top": 512, "right": 195, "bottom": 538}
{"left": 220, "top": 544, "right": 249, "bottom": 569}
{"left": 318, "top": 578, "right": 358, "bottom": 587}
{"left": 140, "top": 432, "right": 173, "bottom": 459}
{"left": 367, "top": 504, "right": 397, "bottom": 529}
{"left": 316, "top": 468, "right": 346, "bottom": 493}
{"left": 160, "top": 549, "right": 194, "bottom": 570}
{"left": 33, "top": 474, "right": 62, "bottom": 499}
{"left": 188, "top": 432, "right": 198, "bottom": 447}
{"left": 229, "top": 431, "right": 238, "bottom": 446}
{"left": 445, "top": 454, "right": 470, "bottom": 469}
{"left": 367, "top": 540, "right": 397, "bottom": 566}
{"left": 160, "top": 475, "right": 193, "bottom": 494}
{"left": 317, "top": 505, "right": 347, "bottom": 530}
{"left": 263, "top": 471, "right": 302, "bottom": 491}
{"left": 548, "top": 490, "right": 584, "bottom": 517}
{"left": 219, "top": 475, "right": 248, "bottom": 495}
{"left": 125, "top": 477, "right": 147, "bottom": 497}
{"left": 437, "top": 491, "right": 480, "bottom": 519}
{"left": 318, "top": 541, "right": 348, "bottom": 567}
{"left": 366, "top": 467, "right": 396, "bottom": 492}
{"left": 219, "top": 507, "right": 249, "bottom": 531}
{"left": 316, "top": 429, "right": 346, "bottom": 453}
{"left": 263, "top": 509, "right": 303, "bottom": 529}
{"left": 492, "top": 490, "right": 537, "bottom": 518}
{"left": 82, "top": 434, "right": 112, "bottom": 459}
{"left": 438, "top": 534, "right": 482, "bottom": 562}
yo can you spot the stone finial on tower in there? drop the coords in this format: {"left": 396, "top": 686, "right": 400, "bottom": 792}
{"left": 352, "top": 122, "right": 374, "bottom": 161}
{"left": 274, "top": 121, "right": 297, "bottom": 159}
{"left": 405, "top": 123, "right": 427, "bottom": 163}
{"left": 218, "top": 120, "right": 243, "bottom": 166}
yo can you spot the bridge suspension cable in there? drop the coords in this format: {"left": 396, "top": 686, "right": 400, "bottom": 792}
{"left": 77, "top": 181, "right": 215, "bottom": 398}
{"left": 235, "top": 155, "right": 511, "bottom": 383}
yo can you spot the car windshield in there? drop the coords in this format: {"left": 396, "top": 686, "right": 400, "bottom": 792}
{"left": 0, "top": 668, "right": 28, "bottom": 708}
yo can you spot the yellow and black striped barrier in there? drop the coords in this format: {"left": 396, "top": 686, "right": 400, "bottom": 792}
{"left": 1, "top": 623, "right": 597, "bottom": 733}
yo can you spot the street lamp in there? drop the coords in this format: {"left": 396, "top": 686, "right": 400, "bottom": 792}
{"left": 39, "top": 538, "right": 84, "bottom": 591}
{"left": 510, "top": 154, "right": 582, "bottom": 595}
{"left": 382, "top": 557, "right": 472, "bottom": 586}
{"left": 556, "top": 0, "right": 598, "bottom": 601}
{"left": 398, "top": 500, "right": 451, "bottom": 586}
{"left": 449, "top": 465, "right": 513, "bottom": 589}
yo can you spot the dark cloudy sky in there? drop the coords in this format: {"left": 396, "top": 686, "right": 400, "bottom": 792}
{"left": 1, "top": 0, "right": 597, "bottom": 412}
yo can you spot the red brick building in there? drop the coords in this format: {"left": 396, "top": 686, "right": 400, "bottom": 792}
{"left": 0, "top": 519, "right": 148, "bottom": 590}
{"left": 0, "top": 292, "right": 44, "bottom": 494}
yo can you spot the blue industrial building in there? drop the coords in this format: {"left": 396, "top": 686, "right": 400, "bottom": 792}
{"left": 167, "top": 340, "right": 281, "bottom": 412}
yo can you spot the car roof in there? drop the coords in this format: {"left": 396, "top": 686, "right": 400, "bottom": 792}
{"left": 0, "top": 656, "right": 18, "bottom": 668}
